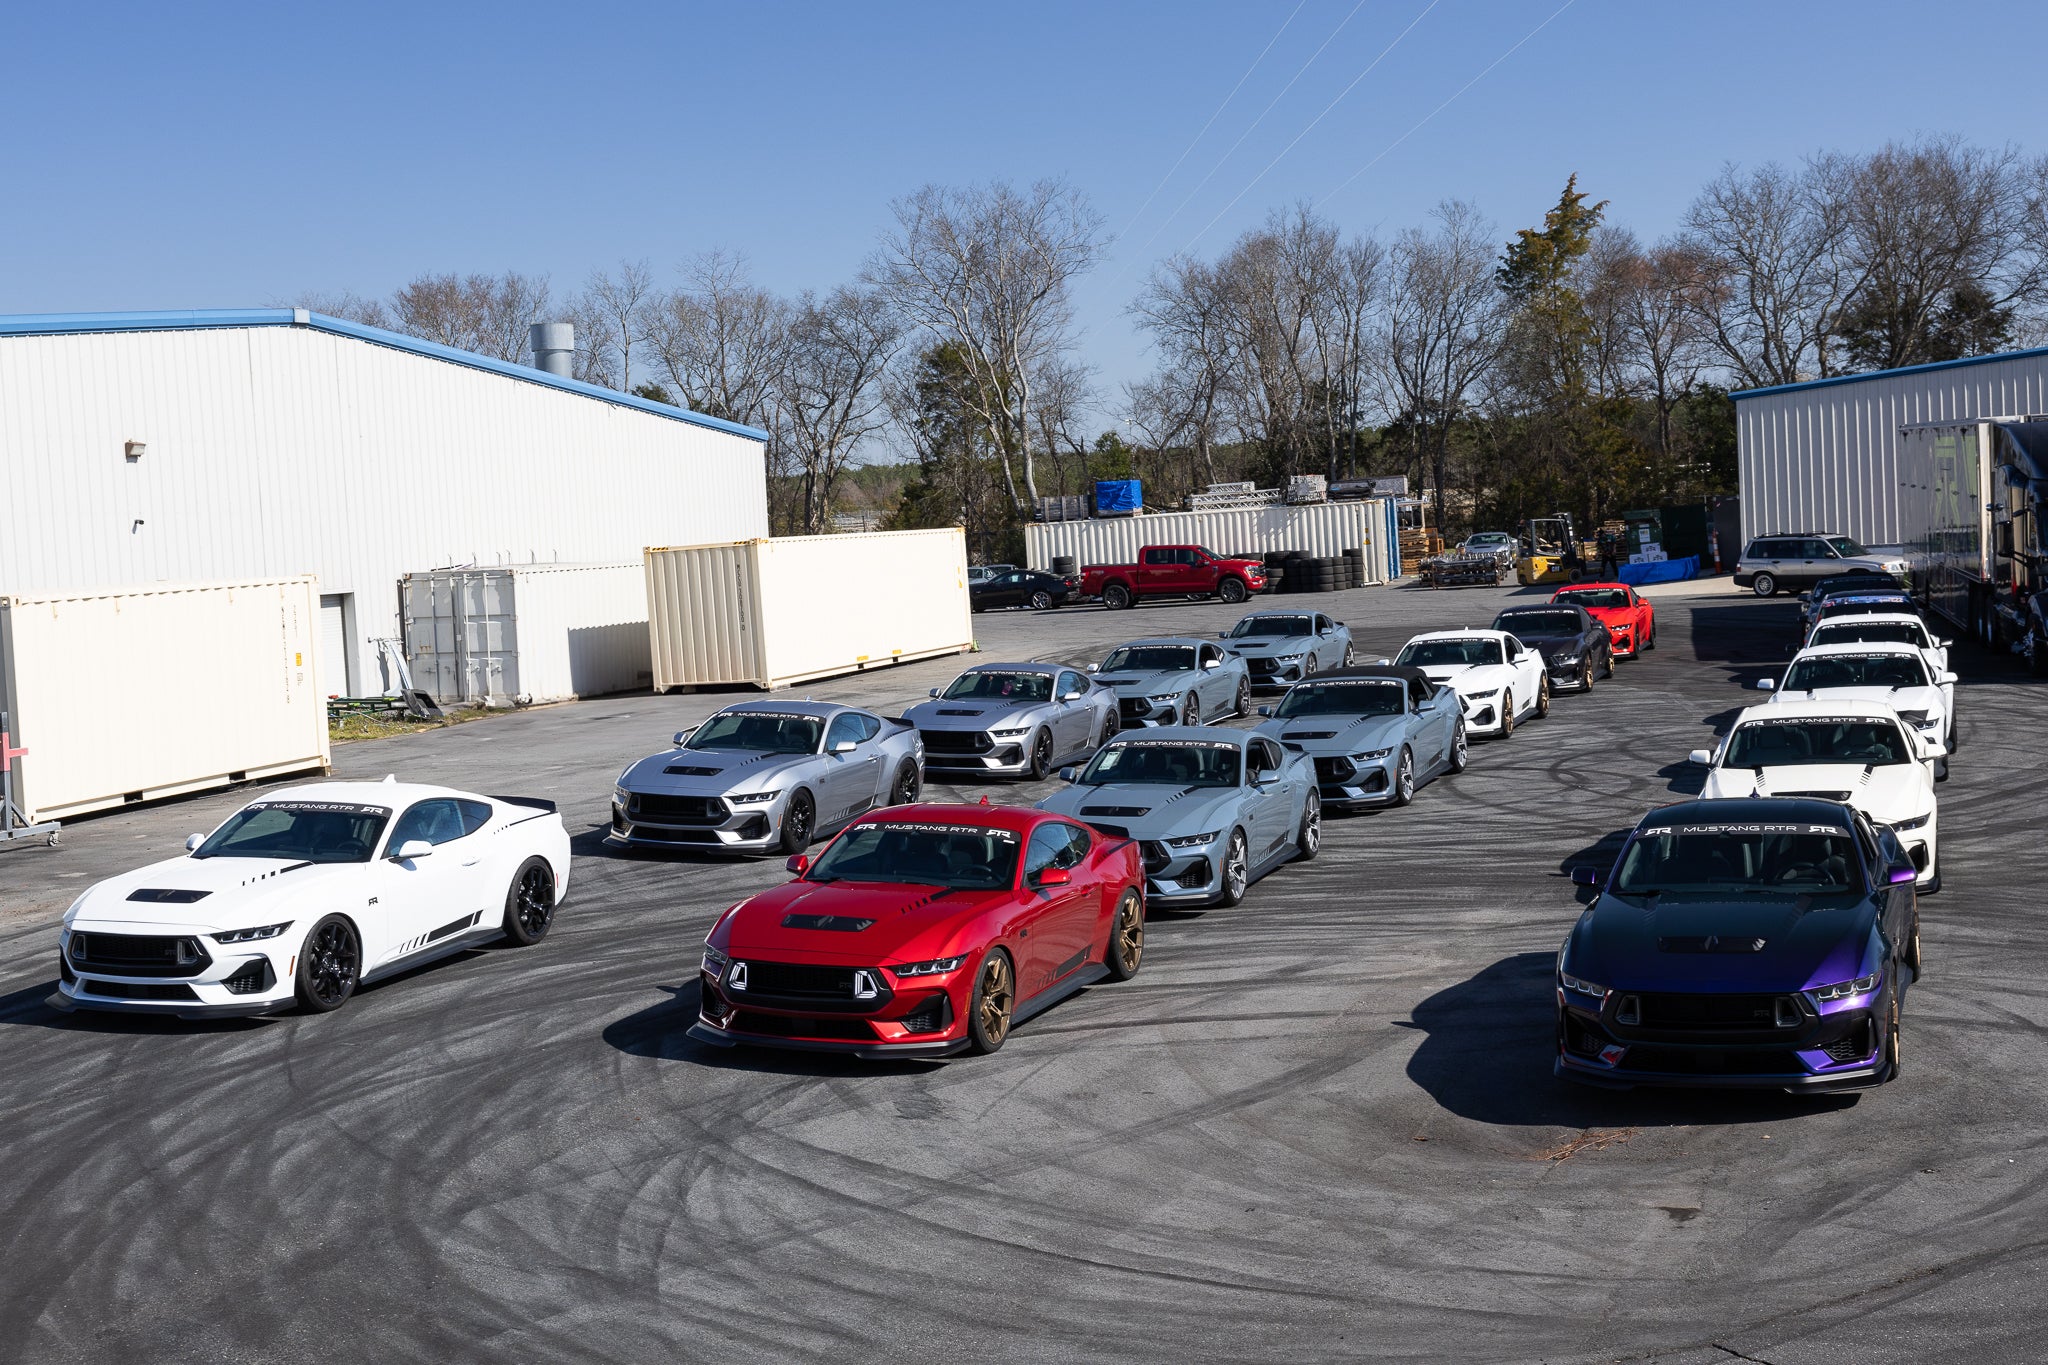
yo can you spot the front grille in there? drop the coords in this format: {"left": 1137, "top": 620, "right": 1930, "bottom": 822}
{"left": 631, "top": 826, "right": 722, "bottom": 844}
{"left": 734, "top": 960, "right": 892, "bottom": 1013}
{"left": 67, "top": 932, "right": 211, "bottom": 978}
{"left": 728, "top": 1010, "right": 874, "bottom": 1041}
{"left": 1629, "top": 992, "right": 1798, "bottom": 1031}
{"left": 1173, "top": 858, "right": 1213, "bottom": 890}
{"left": 1618, "top": 1045, "right": 1802, "bottom": 1076}
{"left": 78, "top": 980, "right": 200, "bottom": 1002}
{"left": 1140, "top": 841, "right": 1172, "bottom": 875}
{"left": 920, "top": 729, "right": 993, "bottom": 755}
{"left": 1314, "top": 755, "right": 1356, "bottom": 784}
{"left": 1247, "top": 658, "right": 1278, "bottom": 675}
{"left": 1119, "top": 697, "right": 1153, "bottom": 721}
{"left": 629, "top": 793, "right": 728, "bottom": 825}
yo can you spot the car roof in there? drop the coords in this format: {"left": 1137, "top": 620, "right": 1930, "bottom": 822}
{"left": 1102, "top": 724, "right": 1248, "bottom": 745}
{"left": 1112, "top": 637, "right": 1215, "bottom": 649}
{"left": 1790, "top": 641, "right": 1925, "bottom": 659}
{"left": 1311, "top": 664, "right": 1432, "bottom": 688}
{"left": 1553, "top": 581, "right": 1631, "bottom": 592}
{"left": 1735, "top": 697, "right": 1907, "bottom": 722}
{"left": 1404, "top": 628, "right": 1508, "bottom": 642}
{"left": 715, "top": 699, "right": 855, "bottom": 720}
{"left": 959, "top": 660, "right": 1060, "bottom": 675}
{"left": 1642, "top": 797, "right": 1855, "bottom": 831}
{"left": 853, "top": 801, "right": 1045, "bottom": 834}
{"left": 1238, "top": 609, "right": 1317, "bottom": 619}
{"left": 1498, "top": 603, "right": 1587, "bottom": 617}
{"left": 1809, "top": 612, "right": 1927, "bottom": 629}
{"left": 264, "top": 778, "right": 462, "bottom": 807}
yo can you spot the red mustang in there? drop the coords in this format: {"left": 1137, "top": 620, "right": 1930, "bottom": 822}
{"left": 1551, "top": 582, "right": 1657, "bottom": 658}
{"left": 690, "top": 803, "right": 1146, "bottom": 1058}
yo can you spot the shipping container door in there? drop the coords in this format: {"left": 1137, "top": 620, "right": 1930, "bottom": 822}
{"left": 318, "top": 594, "right": 352, "bottom": 698}
{"left": 457, "top": 572, "right": 520, "bottom": 703}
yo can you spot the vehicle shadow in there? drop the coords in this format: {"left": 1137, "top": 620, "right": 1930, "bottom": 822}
{"left": 570, "top": 824, "right": 758, "bottom": 865}
{"left": 601, "top": 981, "right": 944, "bottom": 1075}
{"left": 0, "top": 978, "right": 268, "bottom": 1034}
{"left": 1403, "top": 952, "right": 1857, "bottom": 1127}
{"left": 1688, "top": 602, "right": 1802, "bottom": 664}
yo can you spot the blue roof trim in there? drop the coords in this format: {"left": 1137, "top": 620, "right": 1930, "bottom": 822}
{"left": 1731, "top": 343, "right": 2048, "bottom": 401}
{"left": 0, "top": 308, "right": 771, "bottom": 443}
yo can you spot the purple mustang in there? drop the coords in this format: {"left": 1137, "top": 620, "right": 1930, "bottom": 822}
{"left": 1555, "top": 797, "right": 1920, "bottom": 1092}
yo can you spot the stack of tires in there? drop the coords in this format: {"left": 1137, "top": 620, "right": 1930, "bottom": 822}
{"left": 1342, "top": 548, "right": 1364, "bottom": 589}
{"left": 1051, "top": 555, "right": 1078, "bottom": 577}
{"left": 1260, "top": 551, "right": 1289, "bottom": 593}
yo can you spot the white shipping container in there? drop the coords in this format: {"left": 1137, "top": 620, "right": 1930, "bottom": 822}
{"left": 0, "top": 577, "right": 331, "bottom": 825}
{"left": 401, "top": 563, "right": 652, "bottom": 705}
{"left": 1025, "top": 499, "right": 1398, "bottom": 582}
{"left": 646, "top": 530, "right": 973, "bottom": 691}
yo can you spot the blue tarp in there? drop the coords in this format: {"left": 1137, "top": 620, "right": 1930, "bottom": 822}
{"left": 1617, "top": 555, "right": 1699, "bottom": 586}
{"left": 1094, "top": 479, "right": 1142, "bottom": 514}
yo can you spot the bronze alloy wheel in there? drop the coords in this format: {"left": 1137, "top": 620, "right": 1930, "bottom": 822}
{"left": 967, "top": 949, "right": 1016, "bottom": 1053}
{"left": 296, "top": 914, "right": 360, "bottom": 1013}
{"left": 1104, "top": 889, "right": 1145, "bottom": 981}
{"left": 502, "top": 857, "right": 556, "bottom": 946}
{"left": 1907, "top": 916, "right": 1923, "bottom": 975}
{"left": 1499, "top": 691, "right": 1516, "bottom": 738}
{"left": 1535, "top": 675, "right": 1551, "bottom": 719}
{"left": 1886, "top": 996, "right": 1902, "bottom": 1079}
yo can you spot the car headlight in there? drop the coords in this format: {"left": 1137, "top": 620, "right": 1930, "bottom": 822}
{"left": 1274, "top": 653, "right": 1305, "bottom": 663}
{"left": 989, "top": 725, "right": 1031, "bottom": 737}
{"left": 1355, "top": 748, "right": 1393, "bottom": 761}
{"left": 613, "top": 786, "right": 629, "bottom": 806}
{"left": 1166, "top": 830, "right": 1221, "bottom": 849}
{"left": 1468, "top": 688, "right": 1501, "bottom": 700}
{"left": 1557, "top": 653, "right": 1581, "bottom": 665}
{"left": 1813, "top": 970, "right": 1881, "bottom": 1002}
{"left": 1558, "top": 970, "right": 1608, "bottom": 1001}
{"left": 1148, "top": 693, "right": 1181, "bottom": 703}
{"left": 214, "top": 921, "right": 293, "bottom": 944}
{"left": 1895, "top": 710, "right": 1934, "bottom": 729}
{"left": 729, "top": 790, "right": 780, "bottom": 805}
{"left": 701, "top": 946, "right": 730, "bottom": 978}
{"left": 1892, "top": 812, "right": 1931, "bottom": 831}
{"left": 892, "top": 955, "right": 967, "bottom": 977}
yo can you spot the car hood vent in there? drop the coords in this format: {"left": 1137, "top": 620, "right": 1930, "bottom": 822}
{"left": 664, "top": 765, "right": 723, "bottom": 776}
{"left": 938, "top": 708, "right": 985, "bottom": 716}
{"left": 780, "top": 914, "right": 876, "bottom": 932}
{"left": 126, "top": 888, "right": 212, "bottom": 904}
{"left": 1284, "top": 730, "right": 1337, "bottom": 740}
{"left": 1082, "top": 805, "right": 1151, "bottom": 817}
{"left": 1779, "top": 790, "right": 1851, "bottom": 801}
{"left": 1657, "top": 935, "right": 1768, "bottom": 953}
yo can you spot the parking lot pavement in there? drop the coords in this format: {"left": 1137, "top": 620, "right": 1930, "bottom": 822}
{"left": 3, "top": 579, "right": 2046, "bottom": 1363}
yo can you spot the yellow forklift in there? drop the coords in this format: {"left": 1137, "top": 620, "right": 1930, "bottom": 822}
{"left": 1516, "top": 513, "right": 1585, "bottom": 586}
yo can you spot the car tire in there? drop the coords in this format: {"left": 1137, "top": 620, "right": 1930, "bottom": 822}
{"left": 1030, "top": 590, "right": 1054, "bottom": 610}
{"left": 1233, "top": 676, "right": 1252, "bottom": 717}
{"left": 1579, "top": 658, "right": 1595, "bottom": 692}
{"left": 1752, "top": 572, "right": 1777, "bottom": 597}
{"left": 1534, "top": 674, "right": 1551, "bottom": 719}
{"left": 965, "top": 947, "right": 1017, "bottom": 1055}
{"left": 294, "top": 914, "right": 361, "bottom": 1014}
{"left": 1883, "top": 994, "right": 1902, "bottom": 1081}
{"left": 1295, "top": 789, "right": 1322, "bottom": 860}
{"left": 1103, "top": 584, "right": 1132, "bottom": 610}
{"left": 1602, "top": 648, "right": 1615, "bottom": 680}
{"left": 1097, "top": 710, "right": 1119, "bottom": 747}
{"left": 1447, "top": 722, "right": 1469, "bottom": 774}
{"left": 1215, "top": 828, "right": 1251, "bottom": 907}
{"left": 1303, "top": 654, "right": 1319, "bottom": 679}
{"left": 1342, "top": 643, "right": 1355, "bottom": 666}
{"left": 1645, "top": 620, "right": 1657, "bottom": 650}
{"left": 1217, "top": 577, "right": 1248, "bottom": 604}
{"left": 889, "top": 759, "right": 921, "bottom": 806}
{"left": 1499, "top": 691, "right": 1515, "bottom": 739}
{"left": 778, "top": 789, "right": 815, "bottom": 855}
{"left": 1026, "top": 730, "right": 1055, "bottom": 781}
{"left": 1391, "top": 747, "right": 1415, "bottom": 807}
{"left": 501, "top": 856, "right": 557, "bottom": 947}
{"left": 1180, "top": 697, "right": 1200, "bottom": 728}
{"left": 1905, "top": 915, "right": 1923, "bottom": 977}
{"left": 1103, "top": 888, "right": 1145, "bottom": 982}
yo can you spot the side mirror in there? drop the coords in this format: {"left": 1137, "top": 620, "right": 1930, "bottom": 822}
{"left": 1256, "top": 705, "right": 1273, "bottom": 717}
{"left": 672, "top": 730, "right": 692, "bottom": 746}
{"left": 1058, "top": 766, "right": 1078, "bottom": 782}
{"left": 185, "top": 833, "right": 204, "bottom": 852}
{"left": 785, "top": 854, "right": 810, "bottom": 877}
{"left": 1687, "top": 749, "right": 1713, "bottom": 766}
{"left": 1938, "top": 670, "right": 1958, "bottom": 685}
{"left": 929, "top": 687, "right": 942, "bottom": 698}
{"left": 1203, "top": 657, "right": 1222, "bottom": 669}
{"left": 1061, "top": 689, "right": 1085, "bottom": 701}
{"left": 1756, "top": 678, "right": 1776, "bottom": 691}
{"left": 393, "top": 839, "right": 434, "bottom": 862}
{"left": 1376, "top": 657, "right": 1391, "bottom": 666}
{"left": 831, "top": 739, "right": 857, "bottom": 754}
{"left": 1571, "top": 866, "right": 1603, "bottom": 887}
{"left": 1034, "top": 866, "right": 1072, "bottom": 888}
{"left": 1886, "top": 862, "right": 1917, "bottom": 885}
{"left": 1937, "top": 637, "right": 1952, "bottom": 649}
{"left": 1086, "top": 665, "right": 1099, "bottom": 673}
{"left": 1217, "top": 631, "right": 1231, "bottom": 640}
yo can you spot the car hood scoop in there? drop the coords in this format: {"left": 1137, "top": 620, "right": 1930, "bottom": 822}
{"left": 725, "top": 882, "right": 999, "bottom": 960}
{"left": 1082, "top": 805, "right": 1152, "bottom": 817}
{"left": 1657, "top": 935, "right": 1768, "bottom": 953}
{"left": 664, "top": 765, "right": 723, "bottom": 776}
{"left": 126, "top": 887, "right": 213, "bottom": 903}
{"left": 937, "top": 708, "right": 986, "bottom": 716}
{"left": 1284, "top": 730, "right": 1337, "bottom": 740}
{"left": 780, "top": 913, "right": 876, "bottom": 932}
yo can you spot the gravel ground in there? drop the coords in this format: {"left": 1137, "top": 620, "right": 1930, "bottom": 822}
{"left": 2, "top": 577, "right": 2044, "bottom": 1364}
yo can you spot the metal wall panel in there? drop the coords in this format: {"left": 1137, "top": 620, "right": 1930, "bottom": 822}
{"left": 0, "top": 324, "right": 769, "bottom": 692}
{"left": 1736, "top": 354, "right": 2048, "bottom": 549}
{"left": 0, "top": 577, "right": 330, "bottom": 823}
{"left": 1023, "top": 499, "right": 1396, "bottom": 582}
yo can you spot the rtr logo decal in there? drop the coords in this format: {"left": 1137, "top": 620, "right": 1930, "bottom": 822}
{"left": 1596, "top": 1044, "right": 1627, "bottom": 1068}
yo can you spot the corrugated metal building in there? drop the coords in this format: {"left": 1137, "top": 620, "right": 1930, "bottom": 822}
{"left": 1734, "top": 346, "right": 2048, "bottom": 549}
{"left": 0, "top": 309, "right": 769, "bottom": 697}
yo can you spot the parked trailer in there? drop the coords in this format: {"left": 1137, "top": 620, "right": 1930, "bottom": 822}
{"left": 0, "top": 577, "right": 331, "bottom": 825}
{"left": 645, "top": 528, "right": 973, "bottom": 691}
{"left": 400, "top": 562, "right": 652, "bottom": 706}
{"left": 1898, "top": 418, "right": 2048, "bottom": 666}
{"left": 1025, "top": 498, "right": 1398, "bottom": 583}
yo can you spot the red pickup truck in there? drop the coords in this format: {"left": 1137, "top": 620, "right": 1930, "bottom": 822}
{"left": 1080, "top": 545, "right": 1267, "bottom": 609}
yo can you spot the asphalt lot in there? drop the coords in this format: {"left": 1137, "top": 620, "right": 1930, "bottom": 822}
{"left": 3, "top": 577, "right": 2046, "bottom": 1364}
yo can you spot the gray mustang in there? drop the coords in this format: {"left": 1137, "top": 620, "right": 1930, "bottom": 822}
{"left": 610, "top": 701, "right": 924, "bottom": 855}
{"left": 1219, "top": 610, "right": 1355, "bottom": 689}
{"left": 904, "top": 661, "right": 1119, "bottom": 780}
{"left": 1037, "top": 726, "right": 1319, "bottom": 908}
{"left": 1090, "top": 637, "right": 1253, "bottom": 729}
{"left": 1252, "top": 665, "right": 1466, "bottom": 811}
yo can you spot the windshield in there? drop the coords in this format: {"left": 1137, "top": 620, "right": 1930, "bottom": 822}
{"left": 806, "top": 822, "right": 1020, "bottom": 889}
{"left": 1811, "top": 621, "right": 1927, "bottom": 650}
{"left": 1230, "top": 615, "right": 1313, "bottom": 638}
{"left": 1396, "top": 639, "right": 1502, "bottom": 668}
{"left": 193, "top": 800, "right": 391, "bottom": 863}
{"left": 1275, "top": 680, "right": 1405, "bottom": 719}
{"left": 1613, "top": 823, "right": 1863, "bottom": 895}
{"left": 943, "top": 671, "right": 1053, "bottom": 702}
{"left": 1496, "top": 611, "right": 1581, "bottom": 637}
{"left": 1724, "top": 717, "right": 1911, "bottom": 768}
{"left": 1818, "top": 599, "right": 1912, "bottom": 621}
{"left": 1782, "top": 654, "right": 1928, "bottom": 692}
{"left": 1555, "top": 588, "right": 1630, "bottom": 609}
{"left": 1099, "top": 646, "right": 1196, "bottom": 674}
{"left": 1467, "top": 533, "right": 1510, "bottom": 547}
{"left": 1825, "top": 536, "right": 1869, "bottom": 557}
{"left": 1818, "top": 574, "right": 1900, "bottom": 599}
{"left": 687, "top": 711, "right": 823, "bottom": 754}
{"left": 1077, "top": 740, "right": 1240, "bottom": 787}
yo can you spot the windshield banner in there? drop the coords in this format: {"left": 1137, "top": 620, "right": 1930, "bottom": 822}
{"left": 869, "top": 821, "right": 1020, "bottom": 842}
{"left": 243, "top": 801, "right": 391, "bottom": 816}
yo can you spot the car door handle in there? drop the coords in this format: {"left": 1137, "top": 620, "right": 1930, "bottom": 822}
{"left": 462, "top": 858, "right": 480, "bottom": 867}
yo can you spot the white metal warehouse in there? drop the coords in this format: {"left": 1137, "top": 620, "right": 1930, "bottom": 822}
{"left": 0, "top": 309, "right": 770, "bottom": 697}
{"left": 1734, "top": 345, "right": 2048, "bottom": 549}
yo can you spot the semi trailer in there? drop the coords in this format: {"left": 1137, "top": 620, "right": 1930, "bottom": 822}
{"left": 1897, "top": 418, "right": 2048, "bottom": 671}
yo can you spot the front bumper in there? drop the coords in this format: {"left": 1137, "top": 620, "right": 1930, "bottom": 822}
{"left": 1542, "top": 659, "right": 1593, "bottom": 691}
{"left": 1244, "top": 658, "right": 1308, "bottom": 689}
{"left": 919, "top": 731, "right": 1037, "bottom": 775}
{"left": 695, "top": 959, "right": 970, "bottom": 1055}
{"left": 1115, "top": 696, "right": 1180, "bottom": 728}
{"left": 1306, "top": 752, "right": 1400, "bottom": 809}
{"left": 1607, "top": 628, "right": 1638, "bottom": 657}
{"left": 1456, "top": 693, "right": 1507, "bottom": 735}
{"left": 1135, "top": 840, "right": 1227, "bottom": 904}
{"left": 54, "top": 934, "right": 293, "bottom": 1019}
{"left": 609, "top": 795, "right": 781, "bottom": 852}
{"left": 1555, "top": 987, "right": 1889, "bottom": 1092}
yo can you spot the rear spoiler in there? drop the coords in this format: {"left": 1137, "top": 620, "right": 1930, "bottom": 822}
{"left": 490, "top": 795, "right": 557, "bottom": 813}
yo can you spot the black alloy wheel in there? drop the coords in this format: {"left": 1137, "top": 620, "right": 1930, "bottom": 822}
{"left": 1103, "top": 584, "right": 1133, "bottom": 610}
{"left": 1030, "top": 590, "right": 1054, "bottom": 610}
{"left": 1645, "top": 620, "right": 1658, "bottom": 650}
{"left": 295, "top": 914, "right": 360, "bottom": 1013}
{"left": 1026, "top": 730, "right": 1055, "bottom": 781}
{"left": 1534, "top": 675, "right": 1552, "bottom": 719}
{"left": 1103, "top": 889, "right": 1145, "bottom": 981}
{"left": 1098, "top": 709, "right": 1119, "bottom": 746}
{"left": 1447, "top": 722, "right": 1470, "bottom": 773}
{"left": 1499, "top": 690, "right": 1516, "bottom": 739}
{"left": 1233, "top": 676, "right": 1252, "bottom": 717}
{"left": 1216, "top": 829, "right": 1251, "bottom": 907}
{"left": 778, "top": 789, "right": 815, "bottom": 855}
{"left": 1218, "top": 577, "right": 1248, "bottom": 604}
{"left": 889, "top": 759, "right": 921, "bottom": 806}
{"left": 1296, "top": 789, "right": 1322, "bottom": 860}
{"left": 1390, "top": 747, "right": 1416, "bottom": 808}
{"left": 966, "top": 949, "right": 1016, "bottom": 1054}
{"left": 1752, "top": 572, "right": 1777, "bottom": 597}
{"left": 501, "top": 857, "right": 556, "bottom": 946}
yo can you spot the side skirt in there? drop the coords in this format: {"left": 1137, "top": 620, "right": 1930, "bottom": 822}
{"left": 1013, "top": 962, "right": 1111, "bottom": 1028}
{"left": 362, "top": 921, "right": 500, "bottom": 985}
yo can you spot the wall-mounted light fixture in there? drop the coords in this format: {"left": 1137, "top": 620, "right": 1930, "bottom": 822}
{"left": 125, "top": 441, "right": 147, "bottom": 462}
{"left": 131, "top": 519, "right": 146, "bottom": 533}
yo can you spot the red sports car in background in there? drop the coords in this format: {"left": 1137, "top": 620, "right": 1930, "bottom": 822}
{"left": 691, "top": 803, "right": 1146, "bottom": 1058}
{"left": 1551, "top": 582, "right": 1657, "bottom": 658}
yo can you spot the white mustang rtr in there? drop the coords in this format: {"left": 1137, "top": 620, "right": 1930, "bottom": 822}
{"left": 53, "top": 779, "right": 571, "bottom": 1019}
{"left": 1389, "top": 628, "right": 1550, "bottom": 737}
{"left": 1760, "top": 641, "right": 1958, "bottom": 763}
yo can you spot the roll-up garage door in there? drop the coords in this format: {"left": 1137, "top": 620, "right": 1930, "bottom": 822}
{"left": 318, "top": 594, "right": 350, "bottom": 698}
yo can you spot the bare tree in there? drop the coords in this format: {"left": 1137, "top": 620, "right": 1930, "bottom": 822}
{"left": 868, "top": 179, "right": 1104, "bottom": 512}
{"left": 1681, "top": 161, "right": 1849, "bottom": 386}
{"left": 575, "top": 260, "right": 658, "bottom": 393}
{"left": 646, "top": 251, "right": 788, "bottom": 427}
{"left": 388, "top": 272, "right": 552, "bottom": 361}
{"left": 1131, "top": 254, "right": 1234, "bottom": 487}
{"left": 777, "top": 286, "right": 904, "bottom": 534}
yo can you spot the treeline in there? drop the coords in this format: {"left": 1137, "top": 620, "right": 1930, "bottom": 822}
{"left": 300, "top": 136, "right": 2048, "bottom": 555}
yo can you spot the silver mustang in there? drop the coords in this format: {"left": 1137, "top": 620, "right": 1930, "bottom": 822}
{"left": 1219, "top": 609, "right": 1355, "bottom": 689}
{"left": 1037, "top": 726, "right": 1320, "bottom": 908}
{"left": 904, "top": 661, "right": 1120, "bottom": 780}
{"left": 610, "top": 701, "right": 925, "bottom": 855}
{"left": 1090, "top": 637, "right": 1253, "bottom": 729}
{"left": 1251, "top": 665, "right": 1467, "bottom": 811}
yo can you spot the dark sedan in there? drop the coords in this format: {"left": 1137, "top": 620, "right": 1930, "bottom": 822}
{"left": 1799, "top": 571, "right": 1908, "bottom": 632}
{"left": 1491, "top": 605, "right": 1613, "bottom": 692}
{"left": 970, "top": 568, "right": 1080, "bottom": 612}
{"left": 1555, "top": 797, "right": 1920, "bottom": 1093}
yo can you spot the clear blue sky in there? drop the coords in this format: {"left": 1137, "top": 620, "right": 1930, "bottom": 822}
{"left": 9, "top": 0, "right": 2048, "bottom": 435}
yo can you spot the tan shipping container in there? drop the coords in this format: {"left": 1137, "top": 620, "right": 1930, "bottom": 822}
{"left": 0, "top": 577, "right": 332, "bottom": 825}
{"left": 646, "top": 530, "right": 973, "bottom": 690}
